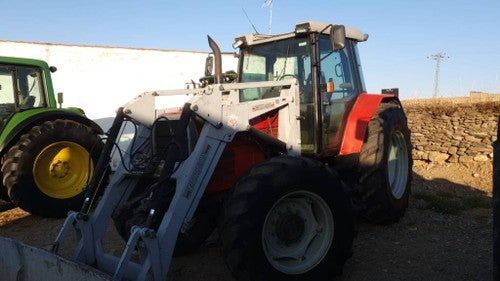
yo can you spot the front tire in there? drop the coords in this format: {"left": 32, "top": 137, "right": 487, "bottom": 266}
{"left": 357, "top": 102, "right": 412, "bottom": 224}
{"left": 113, "top": 181, "right": 219, "bottom": 257}
{"left": 221, "top": 156, "right": 354, "bottom": 281}
{"left": 2, "top": 119, "right": 103, "bottom": 218}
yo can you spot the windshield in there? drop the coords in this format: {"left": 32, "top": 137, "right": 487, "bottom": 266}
{"left": 239, "top": 37, "right": 317, "bottom": 152}
{"left": 239, "top": 37, "right": 311, "bottom": 102}
{"left": 0, "top": 65, "right": 47, "bottom": 129}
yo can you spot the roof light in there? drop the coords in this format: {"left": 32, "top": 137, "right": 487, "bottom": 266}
{"left": 232, "top": 38, "right": 245, "bottom": 49}
{"left": 295, "top": 22, "right": 310, "bottom": 34}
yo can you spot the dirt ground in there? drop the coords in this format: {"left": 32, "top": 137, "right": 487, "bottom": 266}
{"left": 0, "top": 162, "right": 494, "bottom": 281}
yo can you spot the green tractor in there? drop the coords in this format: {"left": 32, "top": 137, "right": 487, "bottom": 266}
{"left": 0, "top": 56, "right": 104, "bottom": 218}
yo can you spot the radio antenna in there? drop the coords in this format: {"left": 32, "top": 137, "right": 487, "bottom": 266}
{"left": 242, "top": 8, "right": 259, "bottom": 34}
{"left": 262, "top": 0, "right": 273, "bottom": 34}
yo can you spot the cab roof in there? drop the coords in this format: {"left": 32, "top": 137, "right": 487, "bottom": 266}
{"left": 234, "top": 21, "right": 369, "bottom": 47}
{"left": 0, "top": 56, "right": 50, "bottom": 69}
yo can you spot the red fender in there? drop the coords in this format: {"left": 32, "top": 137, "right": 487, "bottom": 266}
{"left": 339, "top": 93, "right": 397, "bottom": 155}
{"left": 205, "top": 135, "right": 266, "bottom": 193}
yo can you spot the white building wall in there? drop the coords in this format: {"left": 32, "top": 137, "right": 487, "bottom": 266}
{"left": 0, "top": 41, "right": 238, "bottom": 121}
{"left": 0, "top": 41, "right": 239, "bottom": 169}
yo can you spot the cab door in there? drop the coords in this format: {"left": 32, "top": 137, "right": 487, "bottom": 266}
{"left": 318, "top": 37, "right": 361, "bottom": 154}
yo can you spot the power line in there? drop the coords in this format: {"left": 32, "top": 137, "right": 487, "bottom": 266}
{"left": 428, "top": 52, "right": 449, "bottom": 98}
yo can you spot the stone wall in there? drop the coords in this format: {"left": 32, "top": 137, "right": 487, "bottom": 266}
{"left": 402, "top": 97, "right": 500, "bottom": 164}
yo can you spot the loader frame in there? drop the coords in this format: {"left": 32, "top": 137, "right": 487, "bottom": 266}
{"left": 54, "top": 79, "right": 301, "bottom": 280}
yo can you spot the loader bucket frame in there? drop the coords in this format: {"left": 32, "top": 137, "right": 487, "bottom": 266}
{"left": 0, "top": 236, "right": 111, "bottom": 281}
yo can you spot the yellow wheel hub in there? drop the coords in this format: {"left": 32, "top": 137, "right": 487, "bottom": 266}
{"left": 33, "top": 141, "right": 93, "bottom": 199}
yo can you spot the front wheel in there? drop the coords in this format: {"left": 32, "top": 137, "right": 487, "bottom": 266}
{"left": 221, "top": 156, "right": 354, "bottom": 280}
{"left": 112, "top": 181, "right": 220, "bottom": 257}
{"left": 2, "top": 119, "right": 103, "bottom": 218}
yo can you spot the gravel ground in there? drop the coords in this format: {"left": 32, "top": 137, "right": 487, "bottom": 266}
{"left": 0, "top": 162, "right": 494, "bottom": 281}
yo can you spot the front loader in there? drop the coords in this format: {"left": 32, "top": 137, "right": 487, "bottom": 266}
{"left": 0, "top": 21, "right": 412, "bottom": 280}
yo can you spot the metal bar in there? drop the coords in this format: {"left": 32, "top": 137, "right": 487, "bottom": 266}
{"left": 494, "top": 115, "right": 500, "bottom": 281}
{"left": 80, "top": 107, "right": 126, "bottom": 214}
{"left": 113, "top": 228, "right": 142, "bottom": 280}
{"left": 52, "top": 212, "right": 78, "bottom": 253}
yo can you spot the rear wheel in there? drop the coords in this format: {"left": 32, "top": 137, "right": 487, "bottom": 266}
{"left": 2, "top": 119, "right": 103, "bottom": 218}
{"left": 357, "top": 102, "right": 412, "bottom": 223}
{"left": 221, "top": 156, "right": 354, "bottom": 280}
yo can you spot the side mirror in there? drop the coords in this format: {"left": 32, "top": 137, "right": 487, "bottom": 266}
{"left": 330, "top": 25, "right": 346, "bottom": 51}
{"left": 57, "top": 92, "right": 64, "bottom": 108}
{"left": 205, "top": 55, "right": 214, "bottom": 76}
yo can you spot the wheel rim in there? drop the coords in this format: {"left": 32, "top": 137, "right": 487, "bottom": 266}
{"left": 387, "top": 131, "right": 409, "bottom": 199}
{"left": 262, "top": 190, "right": 334, "bottom": 275}
{"left": 33, "top": 141, "right": 93, "bottom": 199}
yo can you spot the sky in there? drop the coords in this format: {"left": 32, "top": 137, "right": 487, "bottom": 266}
{"left": 1, "top": 0, "right": 499, "bottom": 100}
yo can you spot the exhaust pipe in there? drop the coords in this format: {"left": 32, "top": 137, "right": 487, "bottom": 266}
{"left": 207, "top": 35, "right": 223, "bottom": 84}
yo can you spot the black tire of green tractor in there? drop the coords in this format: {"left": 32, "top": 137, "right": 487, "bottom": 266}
{"left": 112, "top": 182, "right": 220, "bottom": 257}
{"left": 357, "top": 102, "right": 413, "bottom": 224}
{"left": 2, "top": 119, "right": 103, "bottom": 218}
{"left": 0, "top": 186, "right": 10, "bottom": 202}
{"left": 221, "top": 156, "right": 354, "bottom": 281}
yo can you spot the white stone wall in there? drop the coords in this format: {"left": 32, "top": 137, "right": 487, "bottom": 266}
{"left": 0, "top": 41, "right": 238, "bottom": 121}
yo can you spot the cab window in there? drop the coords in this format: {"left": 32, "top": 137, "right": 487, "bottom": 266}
{"left": 0, "top": 66, "right": 16, "bottom": 123}
{"left": 16, "top": 66, "right": 46, "bottom": 109}
{"left": 318, "top": 36, "right": 359, "bottom": 152}
{"left": 239, "top": 38, "right": 310, "bottom": 101}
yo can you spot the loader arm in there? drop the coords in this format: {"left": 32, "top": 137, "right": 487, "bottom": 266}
{"left": 52, "top": 79, "right": 301, "bottom": 281}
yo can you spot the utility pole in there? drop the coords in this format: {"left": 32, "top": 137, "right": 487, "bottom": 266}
{"left": 428, "top": 52, "right": 449, "bottom": 98}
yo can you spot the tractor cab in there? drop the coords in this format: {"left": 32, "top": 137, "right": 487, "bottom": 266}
{"left": 234, "top": 21, "right": 369, "bottom": 156}
{"left": 0, "top": 60, "right": 51, "bottom": 129}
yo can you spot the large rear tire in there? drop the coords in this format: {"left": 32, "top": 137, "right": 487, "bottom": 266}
{"left": 358, "top": 102, "right": 412, "bottom": 224}
{"left": 221, "top": 156, "right": 354, "bottom": 281}
{"left": 2, "top": 119, "right": 103, "bottom": 218}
